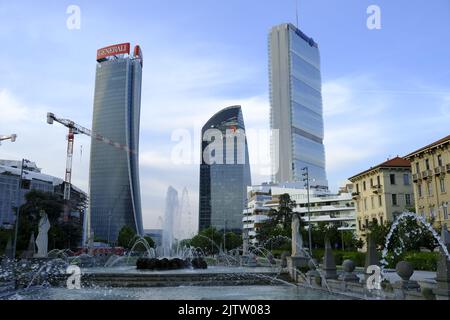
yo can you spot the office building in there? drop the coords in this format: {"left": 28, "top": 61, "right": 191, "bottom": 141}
{"left": 199, "top": 106, "right": 251, "bottom": 233}
{"left": 269, "top": 23, "right": 328, "bottom": 188}
{"left": 89, "top": 43, "right": 144, "bottom": 242}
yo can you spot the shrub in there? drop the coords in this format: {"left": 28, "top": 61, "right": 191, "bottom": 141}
{"left": 403, "top": 252, "right": 439, "bottom": 271}
{"left": 422, "top": 287, "right": 436, "bottom": 300}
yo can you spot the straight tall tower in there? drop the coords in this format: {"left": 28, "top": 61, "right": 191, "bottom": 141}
{"left": 89, "top": 43, "right": 144, "bottom": 242}
{"left": 269, "top": 23, "right": 328, "bottom": 189}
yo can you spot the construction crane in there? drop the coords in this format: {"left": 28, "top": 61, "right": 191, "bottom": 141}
{"left": 0, "top": 134, "right": 17, "bottom": 145}
{"left": 46, "top": 112, "right": 134, "bottom": 203}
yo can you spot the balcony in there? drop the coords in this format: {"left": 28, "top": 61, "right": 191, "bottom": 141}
{"left": 435, "top": 166, "right": 446, "bottom": 176}
{"left": 352, "top": 192, "right": 360, "bottom": 200}
{"left": 371, "top": 185, "right": 383, "bottom": 194}
{"left": 412, "top": 173, "right": 421, "bottom": 182}
{"left": 422, "top": 170, "right": 433, "bottom": 179}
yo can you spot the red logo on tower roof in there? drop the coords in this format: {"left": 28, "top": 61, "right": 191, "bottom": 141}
{"left": 96, "top": 43, "right": 130, "bottom": 62}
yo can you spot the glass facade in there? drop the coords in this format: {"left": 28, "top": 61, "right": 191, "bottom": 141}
{"left": 269, "top": 24, "right": 328, "bottom": 188}
{"left": 199, "top": 106, "right": 252, "bottom": 232}
{"left": 89, "top": 53, "right": 143, "bottom": 242}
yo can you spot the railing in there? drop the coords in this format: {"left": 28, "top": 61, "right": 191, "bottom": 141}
{"left": 422, "top": 170, "right": 432, "bottom": 179}
{"left": 412, "top": 173, "right": 421, "bottom": 181}
{"left": 435, "top": 166, "right": 445, "bottom": 175}
{"left": 371, "top": 184, "right": 383, "bottom": 193}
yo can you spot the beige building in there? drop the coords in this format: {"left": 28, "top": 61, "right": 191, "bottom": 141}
{"left": 349, "top": 157, "right": 414, "bottom": 245}
{"left": 405, "top": 134, "right": 450, "bottom": 229}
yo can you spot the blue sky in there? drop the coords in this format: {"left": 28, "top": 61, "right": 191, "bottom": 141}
{"left": 0, "top": 0, "right": 449, "bottom": 232}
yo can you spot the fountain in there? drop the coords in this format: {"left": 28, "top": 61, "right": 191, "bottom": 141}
{"left": 380, "top": 212, "right": 450, "bottom": 270}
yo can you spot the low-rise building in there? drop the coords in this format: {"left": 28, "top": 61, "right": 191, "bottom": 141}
{"left": 0, "top": 159, "right": 87, "bottom": 228}
{"left": 405, "top": 134, "right": 450, "bottom": 229}
{"left": 243, "top": 182, "right": 356, "bottom": 246}
{"left": 348, "top": 157, "right": 414, "bottom": 246}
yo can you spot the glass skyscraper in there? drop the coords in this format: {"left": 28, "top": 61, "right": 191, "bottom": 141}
{"left": 269, "top": 23, "right": 328, "bottom": 189}
{"left": 89, "top": 43, "right": 144, "bottom": 242}
{"left": 199, "top": 106, "right": 252, "bottom": 233}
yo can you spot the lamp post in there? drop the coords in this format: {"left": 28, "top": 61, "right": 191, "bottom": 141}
{"left": 12, "top": 158, "right": 26, "bottom": 259}
{"left": 107, "top": 212, "right": 112, "bottom": 247}
{"left": 302, "top": 166, "right": 312, "bottom": 255}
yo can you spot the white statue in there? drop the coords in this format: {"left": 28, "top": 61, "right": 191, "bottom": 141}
{"left": 291, "top": 214, "right": 304, "bottom": 257}
{"left": 34, "top": 210, "right": 50, "bottom": 258}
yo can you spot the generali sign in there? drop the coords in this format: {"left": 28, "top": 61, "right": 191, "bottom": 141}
{"left": 97, "top": 43, "right": 130, "bottom": 61}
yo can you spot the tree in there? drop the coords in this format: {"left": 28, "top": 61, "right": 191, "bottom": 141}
{"left": 117, "top": 225, "right": 136, "bottom": 249}
{"left": 144, "top": 236, "right": 155, "bottom": 248}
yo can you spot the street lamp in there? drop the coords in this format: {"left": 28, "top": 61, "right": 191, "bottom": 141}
{"left": 12, "top": 158, "right": 28, "bottom": 259}
{"left": 302, "top": 166, "right": 313, "bottom": 255}
{"left": 107, "top": 212, "right": 112, "bottom": 247}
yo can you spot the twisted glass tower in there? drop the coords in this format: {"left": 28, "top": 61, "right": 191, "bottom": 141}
{"left": 88, "top": 43, "right": 144, "bottom": 242}
{"left": 199, "top": 106, "right": 252, "bottom": 233}
{"left": 269, "top": 24, "right": 328, "bottom": 189}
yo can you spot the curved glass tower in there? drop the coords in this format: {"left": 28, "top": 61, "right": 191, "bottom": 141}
{"left": 269, "top": 23, "right": 328, "bottom": 189}
{"left": 199, "top": 106, "right": 252, "bottom": 233}
{"left": 89, "top": 43, "right": 144, "bottom": 242}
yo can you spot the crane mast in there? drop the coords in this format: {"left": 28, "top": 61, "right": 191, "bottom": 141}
{"left": 46, "top": 112, "right": 135, "bottom": 221}
{"left": 0, "top": 134, "right": 17, "bottom": 145}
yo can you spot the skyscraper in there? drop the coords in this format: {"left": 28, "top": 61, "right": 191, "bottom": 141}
{"left": 89, "top": 43, "right": 144, "bottom": 242}
{"left": 199, "top": 106, "right": 252, "bottom": 233}
{"left": 269, "top": 23, "right": 328, "bottom": 189}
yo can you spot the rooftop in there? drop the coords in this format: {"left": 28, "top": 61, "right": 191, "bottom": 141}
{"left": 405, "top": 134, "right": 450, "bottom": 159}
{"left": 349, "top": 156, "right": 411, "bottom": 181}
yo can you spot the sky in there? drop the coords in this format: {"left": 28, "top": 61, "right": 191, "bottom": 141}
{"left": 0, "top": 0, "right": 449, "bottom": 232}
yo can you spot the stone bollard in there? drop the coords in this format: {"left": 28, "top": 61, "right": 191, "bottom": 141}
{"left": 323, "top": 238, "right": 338, "bottom": 279}
{"left": 364, "top": 234, "right": 379, "bottom": 282}
{"left": 434, "top": 254, "right": 450, "bottom": 300}
{"left": 340, "top": 259, "right": 360, "bottom": 282}
{"left": 394, "top": 261, "right": 420, "bottom": 290}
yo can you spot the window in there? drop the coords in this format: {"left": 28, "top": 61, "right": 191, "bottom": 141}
{"left": 405, "top": 194, "right": 412, "bottom": 206}
{"left": 358, "top": 220, "right": 362, "bottom": 231}
{"left": 430, "top": 208, "right": 435, "bottom": 219}
{"left": 425, "top": 159, "right": 430, "bottom": 170}
{"left": 438, "top": 155, "right": 443, "bottom": 167}
{"left": 418, "top": 184, "right": 423, "bottom": 197}
{"left": 371, "top": 196, "right": 375, "bottom": 209}
{"left": 403, "top": 173, "right": 410, "bottom": 186}
{"left": 443, "top": 205, "right": 449, "bottom": 220}
{"left": 365, "top": 218, "right": 369, "bottom": 228}
{"left": 392, "top": 194, "right": 398, "bottom": 206}
{"left": 370, "top": 178, "right": 373, "bottom": 187}
{"left": 390, "top": 174, "right": 396, "bottom": 185}
{"left": 364, "top": 198, "right": 367, "bottom": 210}
{"left": 380, "top": 216, "right": 384, "bottom": 225}
{"left": 378, "top": 195, "right": 382, "bottom": 207}
{"left": 356, "top": 183, "right": 359, "bottom": 193}
{"left": 377, "top": 176, "right": 381, "bottom": 187}
{"left": 363, "top": 181, "right": 367, "bottom": 191}
{"left": 428, "top": 182, "right": 433, "bottom": 196}
{"left": 415, "top": 162, "right": 420, "bottom": 174}
{"left": 440, "top": 179, "right": 446, "bottom": 193}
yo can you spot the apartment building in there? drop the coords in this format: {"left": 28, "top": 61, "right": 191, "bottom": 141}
{"left": 348, "top": 157, "right": 414, "bottom": 244}
{"left": 405, "top": 134, "right": 450, "bottom": 229}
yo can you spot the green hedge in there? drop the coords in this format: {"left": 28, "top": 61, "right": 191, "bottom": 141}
{"left": 271, "top": 248, "right": 439, "bottom": 271}
{"left": 403, "top": 252, "right": 439, "bottom": 271}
